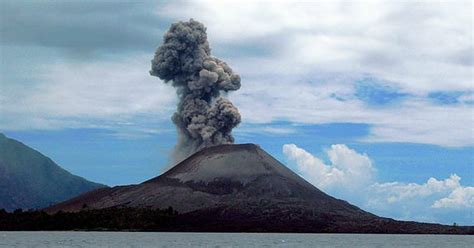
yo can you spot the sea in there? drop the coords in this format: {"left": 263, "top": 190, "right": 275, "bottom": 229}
{"left": 0, "top": 232, "right": 472, "bottom": 248}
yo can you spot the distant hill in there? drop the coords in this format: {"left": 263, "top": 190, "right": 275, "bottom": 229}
{"left": 47, "top": 144, "right": 471, "bottom": 234}
{"left": 0, "top": 133, "right": 106, "bottom": 211}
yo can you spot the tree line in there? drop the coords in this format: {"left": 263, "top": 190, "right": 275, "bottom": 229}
{"left": 0, "top": 207, "right": 178, "bottom": 231}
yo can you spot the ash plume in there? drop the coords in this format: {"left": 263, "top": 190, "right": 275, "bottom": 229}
{"left": 150, "top": 19, "right": 241, "bottom": 162}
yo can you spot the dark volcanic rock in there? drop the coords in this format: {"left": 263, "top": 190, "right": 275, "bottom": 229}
{"left": 0, "top": 133, "right": 106, "bottom": 211}
{"left": 46, "top": 144, "right": 473, "bottom": 234}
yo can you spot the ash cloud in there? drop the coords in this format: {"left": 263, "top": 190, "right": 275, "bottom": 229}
{"left": 150, "top": 19, "right": 241, "bottom": 162}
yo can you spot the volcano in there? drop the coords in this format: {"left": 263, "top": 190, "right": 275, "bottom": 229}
{"left": 46, "top": 144, "right": 471, "bottom": 233}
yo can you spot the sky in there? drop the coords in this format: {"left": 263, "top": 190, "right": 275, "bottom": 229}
{"left": 0, "top": 0, "right": 472, "bottom": 225}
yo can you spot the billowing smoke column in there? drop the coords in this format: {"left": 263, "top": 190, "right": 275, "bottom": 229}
{"left": 150, "top": 19, "right": 241, "bottom": 162}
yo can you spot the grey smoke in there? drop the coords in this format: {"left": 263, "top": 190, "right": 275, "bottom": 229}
{"left": 150, "top": 19, "right": 241, "bottom": 162}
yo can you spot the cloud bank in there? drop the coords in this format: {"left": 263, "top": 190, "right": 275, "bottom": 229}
{"left": 283, "top": 143, "right": 474, "bottom": 224}
{"left": 1, "top": 0, "right": 472, "bottom": 147}
{"left": 283, "top": 144, "right": 374, "bottom": 190}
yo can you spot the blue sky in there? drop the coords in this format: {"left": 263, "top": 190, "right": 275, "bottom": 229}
{"left": 1, "top": 0, "right": 472, "bottom": 225}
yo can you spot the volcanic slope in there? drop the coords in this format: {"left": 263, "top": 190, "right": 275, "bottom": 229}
{"left": 0, "top": 133, "right": 106, "bottom": 211}
{"left": 47, "top": 144, "right": 470, "bottom": 233}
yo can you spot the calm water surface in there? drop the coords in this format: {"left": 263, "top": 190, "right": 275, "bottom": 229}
{"left": 0, "top": 232, "right": 472, "bottom": 248}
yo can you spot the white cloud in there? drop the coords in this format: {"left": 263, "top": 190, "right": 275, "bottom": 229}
{"left": 370, "top": 174, "right": 462, "bottom": 204}
{"left": 433, "top": 186, "right": 474, "bottom": 209}
{"left": 0, "top": 53, "right": 176, "bottom": 132}
{"left": 232, "top": 79, "right": 474, "bottom": 147}
{"left": 158, "top": 0, "right": 474, "bottom": 147}
{"left": 283, "top": 143, "right": 374, "bottom": 190}
{"left": 1, "top": 1, "right": 472, "bottom": 148}
{"left": 283, "top": 143, "right": 474, "bottom": 224}
{"left": 236, "top": 126, "right": 297, "bottom": 136}
{"left": 161, "top": 0, "right": 472, "bottom": 93}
